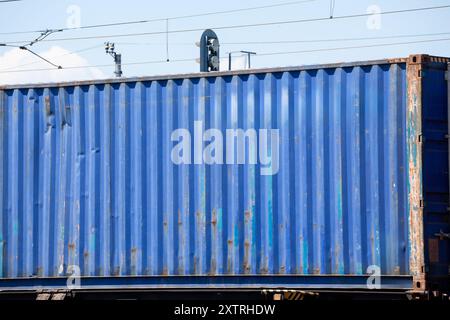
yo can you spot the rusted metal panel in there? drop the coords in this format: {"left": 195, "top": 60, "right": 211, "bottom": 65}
{"left": 0, "top": 55, "right": 448, "bottom": 292}
{"left": 406, "top": 55, "right": 426, "bottom": 292}
{"left": 428, "top": 239, "right": 440, "bottom": 264}
{"left": 406, "top": 54, "right": 450, "bottom": 293}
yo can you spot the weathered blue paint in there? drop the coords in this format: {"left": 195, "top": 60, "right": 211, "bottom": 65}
{"left": 0, "top": 56, "right": 448, "bottom": 292}
{"left": 420, "top": 58, "right": 450, "bottom": 291}
{"left": 0, "top": 275, "right": 412, "bottom": 291}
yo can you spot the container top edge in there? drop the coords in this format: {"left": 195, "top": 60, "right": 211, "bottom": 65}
{"left": 0, "top": 54, "right": 444, "bottom": 90}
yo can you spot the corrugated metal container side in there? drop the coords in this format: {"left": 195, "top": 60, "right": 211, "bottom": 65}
{"left": 0, "top": 55, "right": 448, "bottom": 294}
{"left": 418, "top": 56, "right": 450, "bottom": 292}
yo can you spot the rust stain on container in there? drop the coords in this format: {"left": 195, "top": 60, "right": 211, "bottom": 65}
{"left": 131, "top": 247, "right": 137, "bottom": 275}
{"left": 210, "top": 259, "right": 216, "bottom": 276}
{"left": 211, "top": 209, "right": 217, "bottom": 226}
{"left": 112, "top": 266, "right": 120, "bottom": 276}
{"left": 36, "top": 267, "right": 43, "bottom": 277}
{"left": 428, "top": 239, "right": 439, "bottom": 264}
{"left": 178, "top": 209, "right": 182, "bottom": 226}
{"left": 227, "top": 239, "right": 233, "bottom": 274}
{"left": 243, "top": 241, "right": 250, "bottom": 274}
{"left": 406, "top": 54, "right": 426, "bottom": 291}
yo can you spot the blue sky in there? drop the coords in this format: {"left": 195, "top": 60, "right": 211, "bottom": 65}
{"left": 0, "top": 0, "right": 449, "bottom": 81}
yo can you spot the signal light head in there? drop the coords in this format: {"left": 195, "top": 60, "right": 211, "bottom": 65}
{"left": 209, "top": 55, "right": 220, "bottom": 70}
{"left": 208, "top": 38, "right": 219, "bottom": 53}
{"left": 199, "top": 29, "right": 220, "bottom": 72}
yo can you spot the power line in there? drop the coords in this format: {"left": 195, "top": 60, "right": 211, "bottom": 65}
{"left": 159, "top": 0, "right": 316, "bottom": 22}
{"left": 0, "top": 43, "right": 63, "bottom": 69}
{"left": 2, "top": 4, "right": 449, "bottom": 44}
{"left": 3, "top": 30, "right": 447, "bottom": 72}
{"left": 114, "top": 31, "right": 450, "bottom": 46}
{"left": 28, "top": 29, "right": 63, "bottom": 46}
{"left": 0, "top": 0, "right": 23, "bottom": 3}
{"left": 0, "top": 45, "right": 103, "bottom": 71}
{"left": 0, "top": 57, "right": 197, "bottom": 74}
{"left": 19, "top": 46, "right": 62, "bottom": 69}
{"left": 1, "top": 29, "right": 64, "bottom": 68}
{"left": 225, "top": 33, "right": 450, "bottom": 44}
{"left": 256, "top": 37, "right": 450, "bottom": 57}
{"left": 2, "top": 36, "right": 450, "bottom": 74}
{"left": 0, "top": 0, "right": 317, "bottom": 35}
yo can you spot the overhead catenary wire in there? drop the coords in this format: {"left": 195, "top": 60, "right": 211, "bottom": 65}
{"left": 0, "top": 29, "right": 64, "bottom": 69}
{"left": 0, "top": 43, "right": 63, "bottom": 69}
{"left": 0, "top": 57, "right": 198, "bottom": 74}
{"left": 0, "top": 0, "right": 317, "bottom": 35}
{"left": 0, "top": 44, "right": 104, "bottom": 71}
{"left": 2, "top": 4, "right": 449, "bottom": 45}
{"left": 225, "top": 31, "right": 450, "bottom": 44}
{"left": 256, "top": 37, "right": 450, "bottom": 57}
{"left": 3, "top": 30, "right": 448, "bottom": 71}
{"left": 4, "top": 30, "right": 446, "bottom": 71}
{"left": 329, "top": 0, "right": 336, "bottom": 18}
{"left": 2, "top": 36, "right": 450, "bottom": 74}
{"left": 28, "top": 29, "right": 63, "bottom": 46}
{"left": 1, "top": 3, "right": 449, "bottom": 75}
{"left": 113, "top": 31, "right": 450, "bottom": 46}
{"left": 19, "top": 46, "right": 62, "bottom": 69}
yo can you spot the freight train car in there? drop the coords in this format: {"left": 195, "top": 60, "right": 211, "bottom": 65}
{"left": 0, "top": 54, "right": 448, "bottom": 300}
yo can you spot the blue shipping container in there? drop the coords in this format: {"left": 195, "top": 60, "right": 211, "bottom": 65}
{"left": 0, "top": 54, "right": 448, "bottom": 296}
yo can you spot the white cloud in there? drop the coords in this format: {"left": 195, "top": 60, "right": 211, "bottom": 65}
{"left": 0, "top": 46, "right": 107, "bottom": 85}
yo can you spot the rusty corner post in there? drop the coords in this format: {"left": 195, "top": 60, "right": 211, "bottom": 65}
{"left": 406, "top": 54, "right": 427, "bottom": 294}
